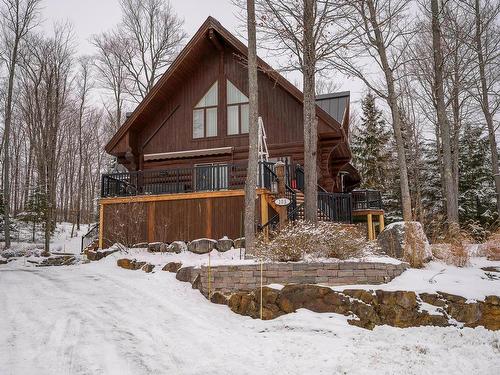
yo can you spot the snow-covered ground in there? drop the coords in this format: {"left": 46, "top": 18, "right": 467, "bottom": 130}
{"left": 1, "top": 251, "right": 499, "bottom": 375}
{"left": 1, "top": 224, "right": 499, "bottom": 374}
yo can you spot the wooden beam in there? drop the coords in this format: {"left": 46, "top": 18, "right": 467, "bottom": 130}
{"left": 352, "top": 209, "right": 384, "bottom": 216}
{"left": 206, "top": 198, "right": 213, "bottom": 238}
{"left": 100, "top": 189, "right": 262, "bottom": 205}
{"left": 379, "top": 214, "right": 385, "bottom": 233}
{"left": 147, "top": 202, "right": 156, "bottom": 242}
{"left": 260, "top": 194, "right": 269, "bottom": 241}
{"left": 367, "top": 213, "right": 373, "bottom": 241}
{"left": 98, "top": 203, "right": 104, "bottom": 249}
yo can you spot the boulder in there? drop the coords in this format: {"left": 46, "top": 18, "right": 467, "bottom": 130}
{"left": 142, "top": 263, "right": 155, "bottom": 273}
{"left": 377, "top": 221, "right": 432, "bottom": 267}
{"left": 210, "top": 291, "right": 228, "bottom": 305}
{"left": 234, "top": 237, "right": 245, "bottom": 249}
{"left": 87, "top": 248, "right": 118, "bottom": 261}
{"left": 147, "top": 242, "right": 163, "bottom": 253}
{"left": 162, "top": 262, "right": 182, "bottom": 273}
{"left": 176, "top": 266, "right": 201, "bottom": 284}
{"left": 0, "top": 259, "right": 7, "bottom": 265}
{"left": 216, "top": 237, "right": 234, "bottom": 252}
{"left": 117, "top": 258, "right": 146, "bottom": 270}
{"left": 167, "top": 241, "right": 187, "bottom": 254}
{"left": 188, "top": 238, "right": 217, "bottom": 254}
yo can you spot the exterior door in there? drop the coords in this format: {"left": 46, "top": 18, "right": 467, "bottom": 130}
{"left": 194, "top": 163, "right": 229, "bottom": 191}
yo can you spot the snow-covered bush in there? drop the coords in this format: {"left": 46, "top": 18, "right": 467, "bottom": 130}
{"left": 1, "top": 243, "right": 42, "bottom": 259}
{"left": 256, "top": 221, "right": 366, "bottom": 262}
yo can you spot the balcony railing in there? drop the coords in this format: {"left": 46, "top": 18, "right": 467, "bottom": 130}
{"left": 101, "top": 162, "right": 291, "bottom": 198}
{"left": 352, "top": 189, "right": 383, "bottom": 210}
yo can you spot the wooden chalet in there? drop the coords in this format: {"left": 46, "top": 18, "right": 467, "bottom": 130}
{"left": 98, "top": 17, "right": 384, "bottom": 249}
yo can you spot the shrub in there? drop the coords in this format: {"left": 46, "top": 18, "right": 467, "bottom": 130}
{"left": 256, "top": 221, "right": 367, "bottom": 262}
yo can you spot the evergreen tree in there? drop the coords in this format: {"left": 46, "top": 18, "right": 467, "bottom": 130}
{"left": 351, "top": 93, "right": 392, "bottom": 189}
{"left": 458, "top": 123, "right": 496, "bottom": 236}
{"left": 20, "top": 186, "right": 47, "bottom": 242}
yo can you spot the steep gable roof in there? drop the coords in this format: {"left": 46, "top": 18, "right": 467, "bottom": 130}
{"left": 105, "top": 16, "right": 347, "bottom": 154}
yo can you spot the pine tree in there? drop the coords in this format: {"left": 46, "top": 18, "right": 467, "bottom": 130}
{"left": 20, "top": 186, "right": 47, "bottom": 242}
{"left": 351, "top": 93, "right": 392, "bottom": 189}
{"left": 458, "top": 123, "right": 496, "bottom": 238}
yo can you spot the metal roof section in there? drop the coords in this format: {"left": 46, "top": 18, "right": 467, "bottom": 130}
{"left": 316, "top": 91, "right": 350, "bottom": 124}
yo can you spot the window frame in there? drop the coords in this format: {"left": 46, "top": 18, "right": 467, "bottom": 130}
{"left": 193, "top": 82, "right": 218, "bottom": 139}
{"left": 226, "top": 80, "right": 249, "bottom": 136}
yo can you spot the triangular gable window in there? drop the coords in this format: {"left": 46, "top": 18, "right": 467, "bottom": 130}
{"left": 195, "top": 82, "right": 218, "bottom": 108}
{"left": 193, "top": 81, "right": 218, "bottom": 138}
{"left": 227, "top": 80, "right": 249, "bottom": 135}
{"left": 227, "top": 80, "right": 248, "bottom": 105}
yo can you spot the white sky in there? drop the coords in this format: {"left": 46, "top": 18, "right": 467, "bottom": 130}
{"left": 40, "top": 0, "right": 365, "bottom": 105}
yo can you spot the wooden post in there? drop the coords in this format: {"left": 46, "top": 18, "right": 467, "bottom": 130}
{"left": 275, "top": 162, "right": 287, "bottom": 229}
{"left": 367, "top": 213, "right": 373, "bottom": 241}
{"left": 260, "top": 193, "right": 269, "bottom": 241}
{"left": 147, "top": 202, "right": 155, "bottom": 242}
{"left": 98, "top": 202, "right": 104, "bottom": 249}
{"left": 379, "top": 214, "right": 385, "bottom": 233}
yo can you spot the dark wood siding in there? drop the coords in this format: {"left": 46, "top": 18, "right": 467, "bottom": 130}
{"left": 101, "top": 193, "right": 250, "bottom": 246}
{"left": 111, "top": 31, "right": 348, "bottom": 191}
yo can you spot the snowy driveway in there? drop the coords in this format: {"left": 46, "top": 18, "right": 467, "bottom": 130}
{"left": 0, "top": 261, "right": 499, "bottom": 375}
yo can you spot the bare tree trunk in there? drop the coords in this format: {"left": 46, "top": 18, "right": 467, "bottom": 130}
{"left": 244, "top": 0, "right": 259, "bottom": 253}
{"left": 431, "top": 0, "right": 459, "bottom": 232}
{"left": 366, "top": 0, "right": 412, "bottom": 221}
{"left": 2, "top": 41, "right": 19, "bottom": 249}
{"left": 473, "top": 0, "right": 500, "bottom": 216}
{"left": 303, "top": 0, "right": 318, "bottom": 223}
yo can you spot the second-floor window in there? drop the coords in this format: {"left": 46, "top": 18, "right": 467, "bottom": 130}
{"left": 193, "top": 81, "right": 218, "bottom": 138}
{"left": 227, "top": 80, "right": 249, "bottom": 135}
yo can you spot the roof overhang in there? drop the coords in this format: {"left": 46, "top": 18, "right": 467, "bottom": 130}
{"left": 144, "top": 147, "right": 233, "bottom": 161}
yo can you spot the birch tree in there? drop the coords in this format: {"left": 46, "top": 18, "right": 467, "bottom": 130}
{"left": 244, "top": 0, "right": 260, "bottom": 253}
{"left": 0, "top": 0, "right": 40, "bottom": 248}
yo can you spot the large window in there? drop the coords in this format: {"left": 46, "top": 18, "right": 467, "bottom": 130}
{"left": 227, "top": 80, "right": 249, "bottom": 135}
{"left": 193, "top": 82, "right": 218, "bottom": 138}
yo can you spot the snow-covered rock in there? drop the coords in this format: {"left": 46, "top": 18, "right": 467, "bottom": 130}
{"left": 378, "top": 221, "right": 432, "bottom": 267}
{"left": 167, "top": 241, "right": 187, "bottom": 254}
{"left": 188, "top": 238, "right": 217, "bottom": 254}
{"left": 216, "top": 237, "right": 233, "bottom": 252}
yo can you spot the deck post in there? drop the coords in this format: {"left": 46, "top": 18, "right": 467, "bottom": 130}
{"left": 260, "top": 193, "right": 269, "bottom": 241}
{"left": 98, "top": 202, "right": 104, "bottom": 249}
{"left": 379, "top": 214, "right": 385, "bottom": 233}
{"left": 367, "top": 213, "right": 373, "bottom": 241}
{"left": 275, "top": 162, "right": 287, "bottom": 229}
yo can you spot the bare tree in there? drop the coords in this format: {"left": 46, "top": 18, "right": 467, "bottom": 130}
{"left": 116, "top": 0, "right": 187, "bottom": 102}
{"left": 0, "top": 0, "right": 40, "bottom": 248}
{"left": 244, "top": 0, "right": 259, "bottom": 253}
{"left": 249, "top": 0, "right": 346, "bottom": 222}
{"left": 75, "top": 57, "right": 92, "bottom": 231}
{"left": 333, "top": 0, "right": 415, "bottom": 221}
{"left": 19, "top": 24, "right": 74, "bottom": 252}
{"left": 92, "top": 31, "right": 128, "bottom": 131}
{"left": 430, "top": 0, "right": 460, "bottom": 231}
{"left": 462, "top": 0, "right": 500, "bottom": 216}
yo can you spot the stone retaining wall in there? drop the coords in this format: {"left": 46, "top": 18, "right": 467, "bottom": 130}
{"left": 199, "top": 261, "right": 408, "bottom": 294}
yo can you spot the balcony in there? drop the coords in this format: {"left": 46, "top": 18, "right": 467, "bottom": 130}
{"left": 100, "top": 163, "right": 382, "bottom": 220}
